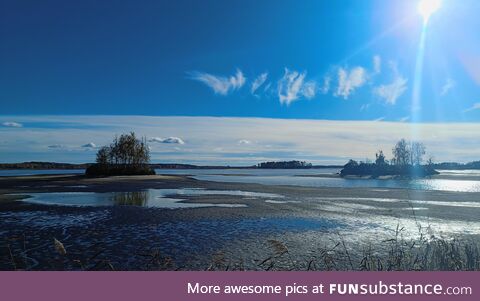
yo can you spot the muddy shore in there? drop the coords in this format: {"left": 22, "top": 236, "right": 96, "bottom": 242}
{"left": 1, "top": 174, "right": 480, "bottom": 270}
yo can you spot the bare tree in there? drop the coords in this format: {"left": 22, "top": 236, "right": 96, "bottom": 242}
{"left": 96, "top": 146, "right": 110, "bottom": 166}
{"left": 375, "top": 150, "right": 386, "bottom": 165}
{"left": 95, "top": 132, "right": 150, "bottom": 168}
{"left": 392, "top": 139, "right": 410, "bottom": 166}
{"left": 410, "top": 142, "right": 426, "bottom": 166}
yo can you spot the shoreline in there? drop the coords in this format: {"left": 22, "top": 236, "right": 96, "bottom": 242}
{"left": 2, "top": 174, "right": 480, "bottom": 271}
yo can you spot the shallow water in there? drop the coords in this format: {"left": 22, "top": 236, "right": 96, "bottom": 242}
{"left": 16, "top": 188, "right": 283, "bottom": 208}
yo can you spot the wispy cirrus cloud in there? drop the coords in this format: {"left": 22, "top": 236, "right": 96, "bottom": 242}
{"left": 373, "top": 62, "right": 408, "bottom": 105}
{"left": 335, "top": 67, "right": 368, "bottom": 99}
{"left": 373, "top": 77, "right": 408, "bottom": 105}
{"left": 2, "top": 121, "right": 23, "bottom": 128}
{"left": 188, "top": 69, "right": 246, "bottom": 95}
{"left": 464, "top": 103, "right": 480, "bottom": 113}
{"left": 149, "top": 137, "right": 185, "bottom": 144}
{"left": 440, "top": 78, "right": 456, "bottom": 96}
{"left": 321, "top": 76, "right": 331, "bottom": 94}
{"left": 277, "top": 68, "right": 317, "bottom": 105}
{"left": 302, "top": 80, "right": 317, "bottom": 99}
{"left": 251, "top": 73, "right": 268, "bottom": 95}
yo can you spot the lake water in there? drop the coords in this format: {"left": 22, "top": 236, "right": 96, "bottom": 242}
{"left": 154, "top": 168, "right": 480, "bottom": 193}
{"left": 17, "top": 188, "right": 283, "bottom": 208}
{"left": 2, "top": 168, "right": 480, "bottom": 192}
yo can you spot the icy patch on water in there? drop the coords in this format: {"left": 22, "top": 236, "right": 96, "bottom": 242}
{"left": 318, "top": 203, "right": 381, "bottom": 214}
{"left": 14, "top": 188, "right": 283, "bottom": 209}
{"left": 400, "top": 207, "right": 428, "bottom": 210}
{"left": 265, "top": 200, "right": 288, "bottom": 204}
{"left": 265, "top": 199, "right": 299, "bottom": 204}
{"left": 164, "top": 188, "right": 282, "bottom": 199}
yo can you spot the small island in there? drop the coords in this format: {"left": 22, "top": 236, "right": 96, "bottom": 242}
{"left": 340, "top": 139, "right": 439, "bottom": 178}
{"left": 86, "top": 132, "right": 155, "bottom": 176}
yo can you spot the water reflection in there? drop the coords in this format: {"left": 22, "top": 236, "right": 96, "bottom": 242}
{"left": 17, "top": 188, "right": 283, "bottom": 208}
{"left": 112, "top": 191, "right": 150, "bottom": 206}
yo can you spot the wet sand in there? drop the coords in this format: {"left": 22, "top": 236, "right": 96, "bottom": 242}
{"left": 1, "top": 174, "right": 480, "bottom": 270}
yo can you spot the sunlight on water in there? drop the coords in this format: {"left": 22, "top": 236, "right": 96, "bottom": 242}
{"left": 317, "top": 197, "right": 480, "bottom": 209}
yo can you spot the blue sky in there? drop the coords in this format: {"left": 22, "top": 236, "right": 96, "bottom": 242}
{"left": 1, "top": 0, "right": 480, "bottom": 164}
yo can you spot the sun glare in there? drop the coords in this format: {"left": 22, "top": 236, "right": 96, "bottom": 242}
{"left": 418, "top": 0, "right": 442, "bottom": 23}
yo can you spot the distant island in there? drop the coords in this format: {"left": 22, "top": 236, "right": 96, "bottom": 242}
{"left": 86, "top": 132, "right": 155, "bottom": 176}
{"left": 340, "top": 139, "right": 439, "bottom": 178}
{"left": 256, "top": 160, "right": 343, "bottom": 169}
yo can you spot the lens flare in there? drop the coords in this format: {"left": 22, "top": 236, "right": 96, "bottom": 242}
{"left": 418, "top": 0, "right": 442, "bottom": 23}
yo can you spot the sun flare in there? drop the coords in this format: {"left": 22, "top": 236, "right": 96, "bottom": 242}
{"left": 418, "top": 0, "right": 442, "bottom": 23}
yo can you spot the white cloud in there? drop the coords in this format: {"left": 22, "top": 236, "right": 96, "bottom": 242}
{"left": 373, "top": 77, "right": 408, "bottom": 105}
{"left": 373, "top": 55, "right": 382, "bottom": 74}
{"left": 2, "top": 121, "right": 22, "bottom": 128}
{"left": 189, "top": 69, "right": 246, "bottom": 95}
{"left": 373, "top": 62, "right": 408, "bottom": 105}
{"left": 464, "top": 103, "right": 480, "bottom": 113}
{"left": 238, "top": 139, "right": 252, "bottom": 145}
{"left": 321, "top": 76, "right": 331, "bottom": 94}
{"left": 277, "top": 68, "right": 318, "bottom": 105}
{"left": 278, "top": 68, "right": 306, "bottom": 105}
{"left": 399, "top": 116, "right": 410, "bottom": 122}
{"left": 149, "top": 137, "right": 185, "bottom": 144}
{"left": 335, "top": 67, "right": 368, "bottom": 99}
{"left": 302, "top": 80, "right": 317, "bottom": 99}
{"left": 440, "top": 78, "right": 456, "bottom": 96}
{"left": 251, "top": 73, "right": 268, "bottom": 95}
{"left": 373, "top": 117, "right": 385, "bottom": 122}
{"left": 81, "top": 142, "right": 97, "bottom": 148}
{"left": 263, "top": 82, "right": 272, "bottom": 93}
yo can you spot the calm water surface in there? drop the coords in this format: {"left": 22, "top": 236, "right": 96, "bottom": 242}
{"left": 2, "top": 168, "right": 480, "bottom": 192}
{"left": 155, "top": 169, "right": 480, "bottom": 192}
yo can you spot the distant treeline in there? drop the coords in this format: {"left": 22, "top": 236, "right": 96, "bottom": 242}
{"left": 257, "top": 160, "right": 313, "bottom": 169}
{"left": 0, "top": 161, "right": 342, "bottom": 170}
{"left": 433, "top": 161, "right": 480, "bottom": 170}
{"left": 0, "top": 162, "right": 91, "bottom": 170}
{"left": 3, "top": 160, "right": 480, "bottom": 171}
